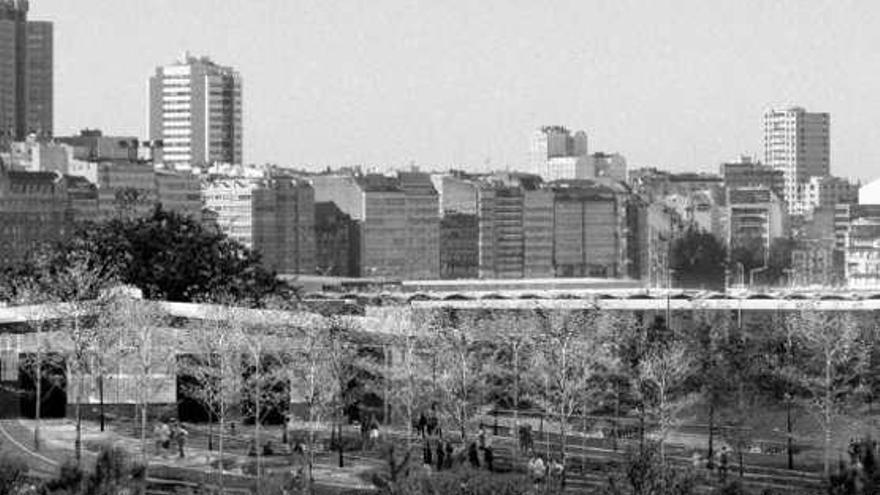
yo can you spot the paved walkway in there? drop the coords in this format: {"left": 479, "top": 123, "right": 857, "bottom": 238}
{"left": 1, "top": 419, "right": 377, "bottom": 492}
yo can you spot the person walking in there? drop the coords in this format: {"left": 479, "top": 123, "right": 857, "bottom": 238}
{"left": 468, "top": 442, "right": 481, "bottom": 468}
{"left": 417, "top": 412, "right": 428, "bottom": 438}
{"left": 368, "top": 417, "right": 380, "bottom": 449}
{"left": 436, "top": 439, "right": 445, "bottom": 471}
{"left": 171, "top": 419, "right": 188, "bottom": 459}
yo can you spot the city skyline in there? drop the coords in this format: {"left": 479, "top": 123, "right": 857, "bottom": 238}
{"left": 30, "top": 0, "right": 880, "bottom": 181}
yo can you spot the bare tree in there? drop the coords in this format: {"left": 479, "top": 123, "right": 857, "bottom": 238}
{"left": 236, "top": 312, "right": 290, "bottom": 492}
{"left": 369, "top": 307, "right": 433, "bottom": 453}
{"left": 430, "top": 310, "right": 486, "bottom": 443}
{"left": 481, "top": 311, "right": 539, "bottom": 442}
{"left": 111, "top": 296, "right": 175, "bottom": 469}
{"left": 285, "top": 313, "right": 341, "bottom": 493}
{"left": 787, "top": 310, "right": 866, "bottom": 477}
{"left": 177, "top": 315, "right": 242, "bottom": 493}
{"left": 637, "top": 341, "right": 694, "bottom": 462}
{"left": 42, "top": 252, "right": 117, "bottom": 465}
{"left": 530, "top": 309, "right": 613, "bottom": 482}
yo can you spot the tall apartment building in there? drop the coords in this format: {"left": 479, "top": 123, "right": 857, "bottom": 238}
{"left": 203, "top": 176, "right": 315, "bottom": 274}
{"left": 312, "top": 173, "right": 440, "bottom": 279}
{"left": 0, "top": 167, "right": 68, "bottom": 266}
{"left": 0, "top": 0, "right": 52, "bottom": 140}
{"left": 763, "top": 107, "right": 830, "bottom": 214}
{"left": 149, "top": 54, "right": 242, "bottom": 169}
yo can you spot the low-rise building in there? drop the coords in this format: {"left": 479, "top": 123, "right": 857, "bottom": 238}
{"left": 721, "top": 156, "right": 785, "bottom": 199}
{"left": 726, "top": 187, "right": 787, "bottom": 255}
{"left": 312, "top": 173, "right": 440, "bottom": 279}
{"left": 801, "top": 176, "right": 857, "bottom": 215}
{"left": 314, "top": 201, "right": 359, "bottom": 277}
{"left": 440, "top": 212, "right": 479, "bottom": 279}
{"left": 845, "top": 219, "right": 880, "bottom": 289}
{"left": 155, "top": 169, "right": 202, "bottom": 220}
{"left": 252, "top": 177, "right": 315, "bottom": 274}
{"left": 204, "top": 176, "right": 316, "bottom": 274}
{"left": 550, "top": 180, "right": 623, "bottom": 277}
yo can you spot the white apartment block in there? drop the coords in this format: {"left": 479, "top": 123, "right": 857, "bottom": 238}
{"left": 763, "top": 107, "right": 830, "bottom": 214}
{"left": 149, "top": 54, "right": 242, "bottom": 170}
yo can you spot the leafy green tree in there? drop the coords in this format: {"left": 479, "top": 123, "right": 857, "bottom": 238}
{"left": 1, "top": 207, "right": 293, "bottom": 306}
{"left": 669, "top": 226, "right": 727, "bottom": 290}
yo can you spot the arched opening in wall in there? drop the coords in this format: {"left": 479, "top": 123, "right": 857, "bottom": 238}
{"left": 176, "top": 353, "right": 215, "bottom": 423}
{"left": 17, "top": 353, "right": 67, "bottom": 419}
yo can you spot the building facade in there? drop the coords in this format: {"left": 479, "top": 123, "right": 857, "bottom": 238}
{"left": 530, "top": 126, "right": 588, "bottom": 180}
{"left": 0, "top": 167, "right": 68, "bottom": 266}
{"left": 802, "top": 175, "right": 857, "bottom": 214}
{"left": 0, "top": 0, "right": 52, "bottom": 140}
{"left": 149, "top": 54, "right": 242, "bottom": 169}
{"left": 314, "top": 201, "right": 359, "bottom": 277}
{"left": 439, "top": 212, "right": 479, "bottom": 279}
{"left": 720, "top": 156, "right": 785, "bottom": 199}
{"left": 726, "top": 187, "right": 787, "bottom": 256}
{"left": 155, "top": 169, "right": 202, "bottom": 220}
{"left": 204, "top": 176, "right": 316, "bottom": 274}
{"left": 312, "top": 173, "right": 440, "bottom": 279}
{"left": 252, "top": 177, "right": 315, "bottom": 274}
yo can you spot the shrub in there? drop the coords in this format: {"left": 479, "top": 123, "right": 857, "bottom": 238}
{"left": 0, "top": 453, "right": 27, "bottom": 495}
{"left": 602, "top": 443, "right": 697, "bottom": 495}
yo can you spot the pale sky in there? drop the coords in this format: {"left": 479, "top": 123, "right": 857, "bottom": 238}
{"left": 30, "top": 0, "right": 880, "bottom": 181}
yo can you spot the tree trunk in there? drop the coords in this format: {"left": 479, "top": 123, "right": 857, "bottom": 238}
{"left": 141, "top": 401, "right": 148, "bottom": 465}
{"left": 337, "top": 419, "right": 344, "bottom": 468}
{"left": 99, "top": 373, "right": 105, "bottom": 432}
{"left": 75, "top": 372, "right": 83, "bottom": 465}
{"left": 560, "top": 415, "right": 567, "bottom": 489}
{"left": 34, "top": 347, "right": 41, "bottom": 451}
{"left": 513, "top": 344, "right": 519, "bottom": 446}
{"left": 219, "top": 401, "right": 226, "bottom": 494}
{"left": 708, "top": 401, "right": 714, "bottom": 462}
{"left": 255, "top": 355, "right": 262, "bottom": 492}
{"left": 785, "top": 397, "right": 794, "bottom": 469}
{"left": 824, "top": 354, "right": 832, "bottom": 477}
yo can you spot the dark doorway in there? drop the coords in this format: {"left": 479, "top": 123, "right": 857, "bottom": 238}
{"left": 18, "top": 353, "right": 67, "bottom": 419}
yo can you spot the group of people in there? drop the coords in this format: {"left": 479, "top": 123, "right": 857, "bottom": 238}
{"left": 415, "top": 408, "right": 441, "bottom": 438}
{"left": 153, "top": 418, "right": 188, "bottom": 459}
{"left": 690, "top": 445, "right": 731, "bottom": 482}
{"left": 527, "top": 451, "right": 564, "bottom": 489}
